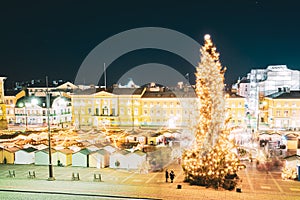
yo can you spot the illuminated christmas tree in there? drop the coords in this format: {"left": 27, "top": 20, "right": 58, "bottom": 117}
{"left": 182, "top": 34, "right": 245, "bottom": 190}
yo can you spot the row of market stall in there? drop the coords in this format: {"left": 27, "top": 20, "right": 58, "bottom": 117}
{"left": 0, "top": 145, "right": 148, "bottom": 170}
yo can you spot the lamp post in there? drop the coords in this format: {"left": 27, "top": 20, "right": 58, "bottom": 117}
{"left": 31, "top": 76, "right": 71, "bottom": 180}
{"left": 46, "top": 76, "right": 55, "bottom": 181}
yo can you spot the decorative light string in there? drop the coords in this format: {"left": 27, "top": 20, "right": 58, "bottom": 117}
{"left": 182, "top": 34, "right": 244, "bottom": 189}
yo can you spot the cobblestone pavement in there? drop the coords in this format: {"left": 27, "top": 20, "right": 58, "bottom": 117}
{"left": 0, "top": 161, "right": 300, "bottom": 200}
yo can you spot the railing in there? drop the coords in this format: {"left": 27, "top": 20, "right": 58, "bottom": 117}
{"left": 15, "top": 114, "right": 44, "bottom": 116}
{"left": 92, "top": 114, "right": 118, "bottom": 117}
{"left": 61, "top": 112, "right": 71, "bottom": 115}
{"left": 15, "top": 114, "right": 26, "bottom": 116}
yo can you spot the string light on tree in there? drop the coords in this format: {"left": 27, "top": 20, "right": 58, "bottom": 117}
{"left": 182, "top": 34, "right": 245, "bottom": 190}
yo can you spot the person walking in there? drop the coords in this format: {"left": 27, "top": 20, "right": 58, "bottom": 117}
{"left": 165, "top": 169, "right": 169, "bottom": 182}
{"left": 170, "top": 170, "right": 175, "bottom": 183}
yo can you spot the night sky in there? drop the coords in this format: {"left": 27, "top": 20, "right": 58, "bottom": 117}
{"left": 1, "top": 0, "right": 300, "bottom": 87}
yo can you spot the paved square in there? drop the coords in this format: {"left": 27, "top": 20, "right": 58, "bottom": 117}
{"left": 0, "top": 161, "right": 300, "bottom": 200}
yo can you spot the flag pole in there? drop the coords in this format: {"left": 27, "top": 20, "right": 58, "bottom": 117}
{"left": 104, "top": 63, "right": 106, "bottom": 90}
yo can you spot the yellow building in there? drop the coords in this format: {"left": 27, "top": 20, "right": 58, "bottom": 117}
{"left": 54, "top": 149, "right": 73, "bottom": 166}
{"left": 3, "top": 90, "right": 24, "bottom": 125}
{"left": 71, "top": 84, "right": 200, "bottom": 130}
{"left": 112, "top": 88, "right": 145, "bottom": 128}
{"left": 264, "top": 91, "right": 300, "bottom": 130}
{"left": 1, "top": 147, "right": 19, "bottom": 164}
{"left": 71, "top": 84, "right": 250, "bottom": 130}
{"left": 0, "top": 104, "right": 6, "bottom": 122}
{"left": 71, "top": 87, "right": 145, "bottom": 129}
{"left": 140, "top": 85, "right": 198, "bottom": 128}
{"left": 225, "top": 93, "right": 246, "bottom": 127}
{"left": 2, "top": 89, "right": 25, "bottom": 126}
{"left": 72, "top": 90, "right": 115, "bottom": 129}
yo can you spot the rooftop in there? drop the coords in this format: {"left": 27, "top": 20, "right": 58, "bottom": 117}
{"left": 266, "top": 91, "right": 300, "bottom": 99}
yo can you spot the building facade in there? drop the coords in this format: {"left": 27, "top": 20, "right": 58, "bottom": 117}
{"left": 3, "top": 81, "right": 75, "bottom": 129}
{"left": 264, "top": 91, "right": 300, "bottom": 130}
{"left": 140, "top": 85, "right": 198, "bottom": 128}
{"left": 71, "top": 84, "right": 200, "bottom": 130}
{"left": 236, "top": 65, "right": 300, "bottom": 131}
{"left": 14, "top": 95, "right": 72, "bottom": 128}
{"left": 72, "top": 90, "right": 121, "bottom": 129}
{"left": 225, "top": 93, "right": 246, "bottom": 127}
{"left": 3, "top": 74, "right": 300, "bottom": 132}
{"left": 3, "top": 90, "right": 25, "bottom": 125}
{"left": 237, "top": 65, "right": 300, "bottom": 98}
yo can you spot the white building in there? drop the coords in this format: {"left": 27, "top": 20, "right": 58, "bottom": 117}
{"left": 14, "top": 95, "right": 72, "bottom": 128}
{"left": 89, "top": 149, "right": 110, "bottom": 168}
{"left": 109, "top": 150, "right": 147, "bottom": 170}
{"left": 236, "top": 65, "right": 300, "bottom": 130}
{"left": 15, "top": 147, "right": 37, "bottom": 164}
{"left": 237, "top": 65, "right": 300, "bottom": 98}
{"left": 72, "top": 148, "right": 91, "bottom": 167}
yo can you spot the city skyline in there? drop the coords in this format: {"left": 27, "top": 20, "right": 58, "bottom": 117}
{"left": 1, "top": 1, "right": 300, "bottom": 87}
{"left": 1, "top": 2, "right": 300, "bottom": 196}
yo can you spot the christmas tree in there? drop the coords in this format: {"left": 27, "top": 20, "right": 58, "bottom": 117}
{"left": 182, "top": 34, "right": 245, "bottom": 190}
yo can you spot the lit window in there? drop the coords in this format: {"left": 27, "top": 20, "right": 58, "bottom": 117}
{"left": 134, "top": 108, "right": 138, "bottom": 115}
{"left": 276, "top": 103, "right": 280, "bottom": 107}
{"left": 276, "top": 111, "right": 280, "bottom": 117}
{"left": 292, "top": 110, "right": 296, "bottom": 117}
{"left": 284, "top": 102, "right": 288, "bottom": 107}
{"left": 102, "top": 106, "right": 109, "bottom": 115}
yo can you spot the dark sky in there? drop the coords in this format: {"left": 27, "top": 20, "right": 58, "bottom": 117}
{"left": 1, "top": 0, "right": 300, "bottom": 87}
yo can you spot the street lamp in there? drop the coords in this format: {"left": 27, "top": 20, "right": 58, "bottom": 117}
{"left": 31, "top": 76, "right": 71, "bottom": 180}
{"left": 45, "top": 77, "right": 55, "bottom": 181}
{"left": 29, "top": 83, "right": 55, "bottom": 180}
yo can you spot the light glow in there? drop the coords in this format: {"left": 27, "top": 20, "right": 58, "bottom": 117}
{"left": 182, "top": 35, "right": 243, "bottom": 190}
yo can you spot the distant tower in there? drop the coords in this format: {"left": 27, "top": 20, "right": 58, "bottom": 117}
{"left": 0, "top": 77, "right": 6, "bottom": 102}
{"left": 0, "top": 77, "right": 8, "bottom": 129}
